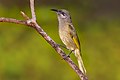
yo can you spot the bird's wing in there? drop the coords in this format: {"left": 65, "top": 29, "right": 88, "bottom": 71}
{"left": 68, "top": 24, "right": 80, "bottom": 49}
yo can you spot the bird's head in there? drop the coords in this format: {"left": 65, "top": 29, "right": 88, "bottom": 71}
{"left": 51, "top": 9, "right": 72, "bottom": 23}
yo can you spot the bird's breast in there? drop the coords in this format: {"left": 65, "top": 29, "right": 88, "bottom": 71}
{"left": 59, "top": 25, "right": 76, "bottom": 50}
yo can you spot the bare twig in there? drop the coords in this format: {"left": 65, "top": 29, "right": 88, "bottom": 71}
{"left": 0, "top": 17, "right": 26, "bottom": 25}
{"left": 20, "top": 11, "right": 30, "bottom": 20}
{"left": 0, "top": 0, "right": 88, "bottom": 80}
{"left": 30, "top": 0, "right": 36, "bottom": 21}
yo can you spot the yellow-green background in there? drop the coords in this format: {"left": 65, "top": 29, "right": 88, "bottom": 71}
{"left": 0, "top": 0, "right": 120, "bottom": 80}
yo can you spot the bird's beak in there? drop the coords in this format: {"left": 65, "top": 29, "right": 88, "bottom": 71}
{"left": 51, "top": 9, "right": 59, "bottom": 12}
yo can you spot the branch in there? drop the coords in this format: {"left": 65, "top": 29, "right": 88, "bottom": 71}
{"left": 0, "top": 17, "right": 26, "bottom": 25}
{"left": 0, "top": 0, "right": 88, "bottom": 80}
{"left": 30, "top": 0, "right": 36, "bottom": 21}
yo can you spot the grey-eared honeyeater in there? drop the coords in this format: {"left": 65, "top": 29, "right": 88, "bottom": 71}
{"left": 51, "top": 9, "right": 86, "bottom": 74}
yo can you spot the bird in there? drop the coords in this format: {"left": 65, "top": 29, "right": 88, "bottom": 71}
{"left": 51, "top": 9, "right": 86, "bottom": 74}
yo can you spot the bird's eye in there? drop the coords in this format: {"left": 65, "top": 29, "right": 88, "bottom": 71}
{"left": 60, "top": 12, "right": 67, "bottom": 18}
{"left": 61, "top": 12, "right": 65, "bottom": 16}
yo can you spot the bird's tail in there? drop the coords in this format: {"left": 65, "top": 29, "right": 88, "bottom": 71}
{"left": 74, "top": 49, "right": 86, "bottom": 74}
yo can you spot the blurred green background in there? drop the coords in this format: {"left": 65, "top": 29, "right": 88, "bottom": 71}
{"left": 0, "top": 0, "right": 120, "bottom": 80}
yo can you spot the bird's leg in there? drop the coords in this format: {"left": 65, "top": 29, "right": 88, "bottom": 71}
{"left": 62, "top": 50, "right": 74, "bottom": 59}
{"left": 66, "top": 50, "right": 74, "bottom": 57}
{"left": 58, "top": 44, "right": 69, "bottom": 50}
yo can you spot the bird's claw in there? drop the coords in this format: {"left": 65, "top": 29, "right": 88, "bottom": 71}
{"left": 62, "top": 54, "right": 70, "bottom": 60}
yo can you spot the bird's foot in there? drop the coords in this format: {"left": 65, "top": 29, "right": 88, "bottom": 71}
{"left": 62, "top": 54, "right": 70, "bottom": 60}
